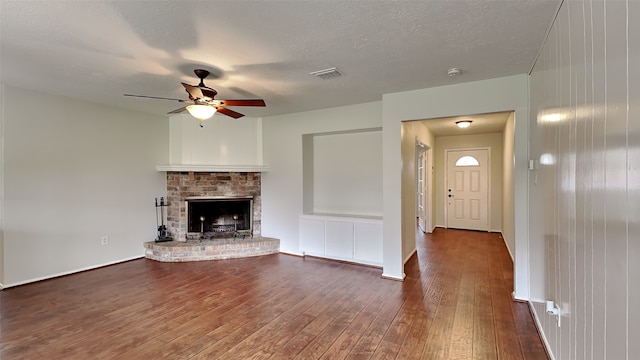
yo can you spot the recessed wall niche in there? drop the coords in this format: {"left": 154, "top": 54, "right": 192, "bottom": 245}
{"left": 302, "top": 128, "right": 383, "bottom": 218}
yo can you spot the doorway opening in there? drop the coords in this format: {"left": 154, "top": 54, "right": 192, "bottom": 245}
{"left": 401, "top": 110, "right": 514, "bottom": 265}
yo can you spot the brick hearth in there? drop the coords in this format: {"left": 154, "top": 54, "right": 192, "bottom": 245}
{"left": 144, "top": 237, "right": 280, "bottom": 262}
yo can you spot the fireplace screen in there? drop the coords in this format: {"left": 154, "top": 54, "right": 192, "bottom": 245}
{"left": 186, "top": 197, "right": 253, "bottom": 236}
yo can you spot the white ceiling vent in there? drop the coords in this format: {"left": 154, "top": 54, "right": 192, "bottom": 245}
{"left": 309, "top": 67, "right": 342, "bottom": 79}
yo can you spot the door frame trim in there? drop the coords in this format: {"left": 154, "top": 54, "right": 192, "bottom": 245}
{"left": 416, "top": 140, "right": 432, "bottom": 233}
{"left": 444, "top": 147, "right": 491, "bottom": 230}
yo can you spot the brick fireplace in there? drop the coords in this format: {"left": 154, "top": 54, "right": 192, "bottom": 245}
{"left": 166, "top": 171, "right": 261, "bottom": 241}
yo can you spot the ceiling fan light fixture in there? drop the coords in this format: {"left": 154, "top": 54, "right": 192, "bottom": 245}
{"left": 186, "top": 104, "right": 217, "bottom": 121}
{"left": 456, "top": 120, "right": 472, "bottom": 128}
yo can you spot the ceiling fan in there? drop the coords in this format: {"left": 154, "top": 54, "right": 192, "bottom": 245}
{"left": 125, "top": 69, "right": 266, "bottom": 126}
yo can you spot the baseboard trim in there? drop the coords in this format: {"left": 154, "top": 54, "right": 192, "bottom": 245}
{"left": 403, "top": 248, "right": 417, "bottom": 265}
{"left": 500, "top": 232, "right": 515, "bottom": 262}
{"left": 302, "top": 254, "right": 383, "bottom": 270}
{"left": 1, "top": 255, "right": 145, "bottom": 289}
{"left": 279, "top": 250, "right": 304, "bottom": 257}
{"left": 512, "top": 291, "right": 529, "bottom": 302}
{"left": 381, "top": 273, "right": 406, "bottom": 281}
{"left": 528, "top": 300, "right": 556, "bottom": 360}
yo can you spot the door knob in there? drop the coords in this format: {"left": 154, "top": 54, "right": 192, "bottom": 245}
{"left": 448, "top": 194, "right": 453, "bottom": 198}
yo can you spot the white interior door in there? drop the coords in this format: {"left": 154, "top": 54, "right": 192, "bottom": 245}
{"left": 417, "top": 149, "right": 426, "bottom": 232}
{"left": 446, "top": 149, "right": 489, "bottom": 231}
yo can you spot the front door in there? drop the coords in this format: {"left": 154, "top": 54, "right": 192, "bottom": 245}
{"left": 446, "top": 148, "right": 489, "bottom": 231}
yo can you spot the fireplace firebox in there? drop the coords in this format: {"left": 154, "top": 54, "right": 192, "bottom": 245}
{"left": 186, "top": 196, "right": 253, "bottom": 238}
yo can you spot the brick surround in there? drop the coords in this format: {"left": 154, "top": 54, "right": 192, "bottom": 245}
{"left": 166, "top": 172, "right": 261, "bottom": 241}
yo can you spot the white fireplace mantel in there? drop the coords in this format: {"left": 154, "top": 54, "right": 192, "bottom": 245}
{"left": 156, "top": 164, "right": 269, "bottom": 173}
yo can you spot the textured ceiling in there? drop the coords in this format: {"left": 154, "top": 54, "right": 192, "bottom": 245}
{"left": 0, "top": 1, "right": 560, "bottom": 119}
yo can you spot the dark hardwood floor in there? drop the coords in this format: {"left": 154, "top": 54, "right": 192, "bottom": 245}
{"left": 0, "top": 228, "right": 548, "bottom": 359}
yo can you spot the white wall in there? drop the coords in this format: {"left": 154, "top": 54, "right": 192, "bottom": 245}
{"left": 383, "top": 74, "right": 530, "bottom": 291}
{"left": 433, "top": 132, "right": 504, "bottom": 232}
{"left": 528, "top": 1, "right": 639, "bottom": 359}
{"left": 0, "top": 86, "right": 167, "bottom": 287}
{"left": 502, "top": 112, "right": 516, "bottom": 259}
{"left": 169, "top": 114, "right": 262, "bottom": 166}
{"left": 309, "top": 129, "right": 382, "bottom": 217}
{"left": 261, "top": 102, "right": 382, "bottom": 255}
{"left": 0, "top": 85, "right": 5, "bottom": 285}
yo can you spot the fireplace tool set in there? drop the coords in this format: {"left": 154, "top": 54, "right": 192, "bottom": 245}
{"left": 155, "top": 197, "right": 172, "bottom": 242}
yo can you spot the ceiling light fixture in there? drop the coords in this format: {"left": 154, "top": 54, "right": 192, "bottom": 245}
{"left": 447, "top": 68, "right": 461, "bottom": 77}
{"left": 456, "top": 120, "right": 472, "bottom": 128}
{"left": 186, "top": 105, "right": 217, "bottom": 127}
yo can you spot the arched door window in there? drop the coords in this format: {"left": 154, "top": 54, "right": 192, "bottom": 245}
{"left": 455, "top": 155, "right": 480, "bottom": 167}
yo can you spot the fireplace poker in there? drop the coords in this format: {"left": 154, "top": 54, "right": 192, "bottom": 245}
{"left": 160, "top": 197, "right": 165, "bottom": 227}
{"left": 154, "top": 197, "right": 171, "bottom": 242}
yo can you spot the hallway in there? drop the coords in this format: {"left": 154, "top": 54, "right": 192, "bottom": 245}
{"left": 404, "top": 227, "right": 548, "bottom": 358}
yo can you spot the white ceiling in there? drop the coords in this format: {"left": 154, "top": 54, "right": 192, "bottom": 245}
{"left": 0, "top": 1, "right": 559, "bottom": 122}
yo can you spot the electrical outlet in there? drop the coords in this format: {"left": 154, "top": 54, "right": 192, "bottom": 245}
{"left": 101, "top": 235, "right": 109, "bottom": 245}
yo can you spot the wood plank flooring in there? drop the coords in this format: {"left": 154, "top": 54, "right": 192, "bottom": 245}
{"left": 0, "top": 228, "right": 548, "bottom": 359}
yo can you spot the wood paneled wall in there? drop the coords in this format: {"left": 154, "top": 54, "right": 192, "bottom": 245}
{"left": 528, "top": 1, "right": 639, "bottom": 359}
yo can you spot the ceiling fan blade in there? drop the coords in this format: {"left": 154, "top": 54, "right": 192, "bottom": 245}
{"left": 181, "top": 82, "right": 204, "bottom": 99}
{"left": 217, "top": 99, "right": 266, "bottom": 107}
{"left": 216, "top": 107, "right": 245, "bottom": 119}
{"left": 167, "top": 106, "right": 188, "bottom": 114}
{"left": 124, "top": 94, "right": 183, "bottom": 102}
